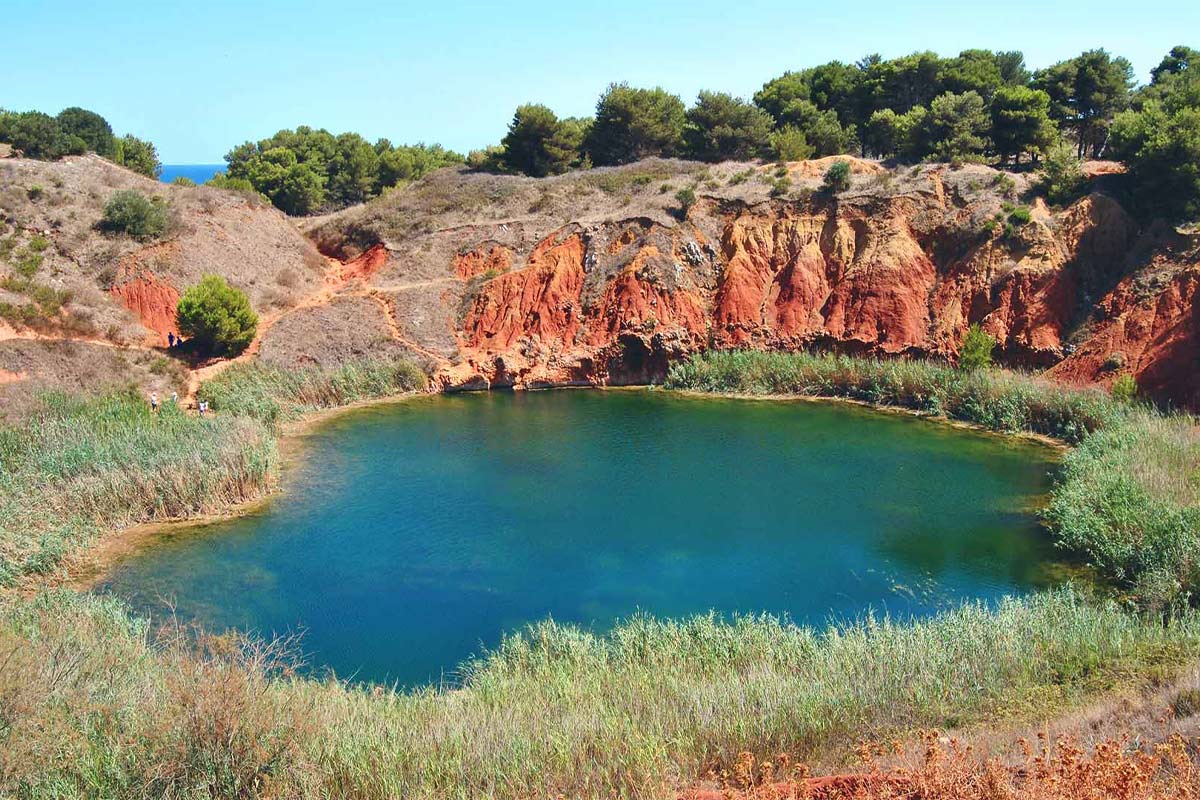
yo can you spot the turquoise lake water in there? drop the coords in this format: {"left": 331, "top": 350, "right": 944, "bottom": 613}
{"left": 98, "top": 390, "right": 1062, "bottom": 686}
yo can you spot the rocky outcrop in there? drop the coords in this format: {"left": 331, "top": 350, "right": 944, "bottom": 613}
{"left": 109, "top": 273, "right": 180, "bottom": 346}
{"left": 1049, "top": 259, "right": 1200, "bottom": 401}
{"left": 432, "top": 189, "right": 1194, "bottom": 405}
{"left": 283, "top": 160, "right": 1200, "bottom": 407}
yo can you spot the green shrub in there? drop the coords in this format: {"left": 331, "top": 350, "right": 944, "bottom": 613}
{"left": 674, "top": 186, "right": 697, "bottom": 215}
{"left": 171, "top": 176, "right": 197, "bottom": 187}
{"left": 958, "top": 323, "right": 996, "bottom": 370}
{"left": 99, "top": 190, "right": 169, "bottom": 239}
{"left": 26, "top": 185, "right": 43, "bottom": 201}
{"left": 821, "top": 160, "right": 852, "bottom": 193}
{"left": 1040, "top": 140, "right": 1085, "bottom": 205}
{"left": 1008, "top": 206, "right": 1032, "bottom": 225}
{"left": 770, "top": 126, "right": 814, "bottom": 161}
{"left": 1111, "top": 374, "right": 1138, "bottom": 403}
{"left": 176, "top": 275, "right": 258, "bottom": 356}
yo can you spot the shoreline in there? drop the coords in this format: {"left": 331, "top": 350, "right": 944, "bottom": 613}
{"left": 71, "top": 382, "right": 1066, "bottom": 591}
{"left": 666, "top": 387, "right": 1072, "bottom": 453}
{"left": 67, "top": 391, "right": 430, "bottom": 590}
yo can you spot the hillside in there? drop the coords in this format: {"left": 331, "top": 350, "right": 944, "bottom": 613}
{"left": 1, "top": 153, "right": 1197, "bottom": 413}
{"left": 0, "top": 154, "right": 326, "bottom": 416}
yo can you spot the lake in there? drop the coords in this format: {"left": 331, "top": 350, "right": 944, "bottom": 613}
{"left": 98, "top": 390, "right": 1063, "bottom": 685}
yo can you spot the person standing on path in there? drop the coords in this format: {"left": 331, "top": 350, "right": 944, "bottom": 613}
{"left": 150, "top": 391, "right": 158, "bottom": 413}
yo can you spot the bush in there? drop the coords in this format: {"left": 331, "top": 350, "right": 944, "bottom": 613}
{"left": 99, "top": 190, "right": 169, "bottom": 239}
{"left": 821, "top": 160, "right": 852, "bottom": 193}
{"left": 769, "top": 126, "right": 814, "bottom": 161}
{"left": 1040, "top": 140, "right": 1085, "bottom": 204}
{"left": 674, "top": 186, "right": 697, "bottom": 215}
{"left": 958, "top": 323, "right": 996, "bottom": 370}
{"left": 176, "top": 275, "right": 258, "bottom": 357}
{"left": 1007, "top": 206, "right": 1032, "bottom": 225}
{"left": 113, "top": 134, "right": 162, "bottom": 178}
{"left": 1111, "top": 373, "right": 1138, "bottom": 402}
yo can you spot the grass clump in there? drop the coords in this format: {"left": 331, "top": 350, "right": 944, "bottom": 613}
{"left": 200, "top": 360, "right": 428, "bottom": 428}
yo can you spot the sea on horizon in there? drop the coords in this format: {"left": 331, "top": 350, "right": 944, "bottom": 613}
{"left": 159, "top": 163, "right": 226, "bottom": 184}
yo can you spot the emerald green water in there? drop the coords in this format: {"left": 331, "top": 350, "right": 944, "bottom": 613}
{"left": 99, "top": 390, "right": 1062, "bottom": 686}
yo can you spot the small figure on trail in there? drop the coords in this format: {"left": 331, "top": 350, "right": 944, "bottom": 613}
{"left": 171, "top": 391, "right": 178, "bottom": 405}
{"left": 167, "top": 332, "right": 176, "bottom": 348}
{"left": 150, "top": 391, "right": 159, "bottom": 412}
{"left": 198, "top": 399, "right": 207, "bottom": 417}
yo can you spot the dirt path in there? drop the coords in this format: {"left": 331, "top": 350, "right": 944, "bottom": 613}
{"left": 185, "top": 247, "right": 454, "bottom": 402}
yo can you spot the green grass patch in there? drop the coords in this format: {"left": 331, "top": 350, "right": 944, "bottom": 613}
{"left": 0, "top": 389, "right": 275, "bottom": 585}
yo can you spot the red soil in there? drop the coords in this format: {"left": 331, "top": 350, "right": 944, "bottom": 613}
{"left": 109, "top": 274, "right": 180, "bottom": 347}
{"left": 440, "top": 194, "right": 1200, "bottom": 406}
{"left": 453, "top": 245, "right": 513, "bottom": 280}
{"left": 329, "top": 243, "right": 389, "bottom": 284}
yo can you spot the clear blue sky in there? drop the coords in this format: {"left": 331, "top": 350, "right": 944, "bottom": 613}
{"left": 3, "top": 0, "right": 1197, "bottom": 163}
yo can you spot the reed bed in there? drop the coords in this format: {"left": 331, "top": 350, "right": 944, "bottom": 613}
{"left": 664, "top": 350, "right": 1125, "bottom": 443}
{"left": 3, "top": 589, "right": 1196, "bottom": 799}
{"left": 0, "top": 389, "right": 274, "bottom": 585}
{"left": 0, "top": 357, "right": 427, "bottom": 585}
{"left": 200, "top": 360, "right": 428, "bottom": 427}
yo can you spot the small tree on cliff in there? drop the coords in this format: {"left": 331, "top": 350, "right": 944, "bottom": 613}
{"left": 177, "top": 275, "right": 258, "bottom": 356}
{"left": 821, "top": 160, "right": 852, "bottom": 193}
{"left": 958, "top": 323, "right": 996, "bottom": 370}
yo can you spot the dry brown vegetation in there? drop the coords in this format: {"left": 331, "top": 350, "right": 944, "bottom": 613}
{"left": 693, "top": 731, "right": 1200, "bottom": 799}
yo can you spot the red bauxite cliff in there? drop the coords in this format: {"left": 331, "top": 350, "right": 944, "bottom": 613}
{"left": 298, "top": 160, "right": 1200, "bottom": 407}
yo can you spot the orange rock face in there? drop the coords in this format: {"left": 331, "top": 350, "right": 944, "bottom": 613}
{"left": 393, "top": 188, "right": 1197, "bottom": 407}
{"left": 453, "top": 245, "right": 513, "bottom": 280}
{"left": 110, "top": 274, "right": 180, "bottom": 346}
{"left": 461, "top": 233, "right": 586, "bottom": 352}
{"left": 1049, "top": 263, "right": 1200, "bottom": 402}
{"left": 331, "top": 243, "right": 389, "bottom": 284}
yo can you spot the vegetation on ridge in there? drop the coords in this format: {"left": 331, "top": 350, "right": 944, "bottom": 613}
{"left": 0, "top": 106, "right": 161, "bottom": 177}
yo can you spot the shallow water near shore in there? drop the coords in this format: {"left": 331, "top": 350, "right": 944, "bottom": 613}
{"left": 98, "top": 390, "right": 1065, "bottom": 686}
